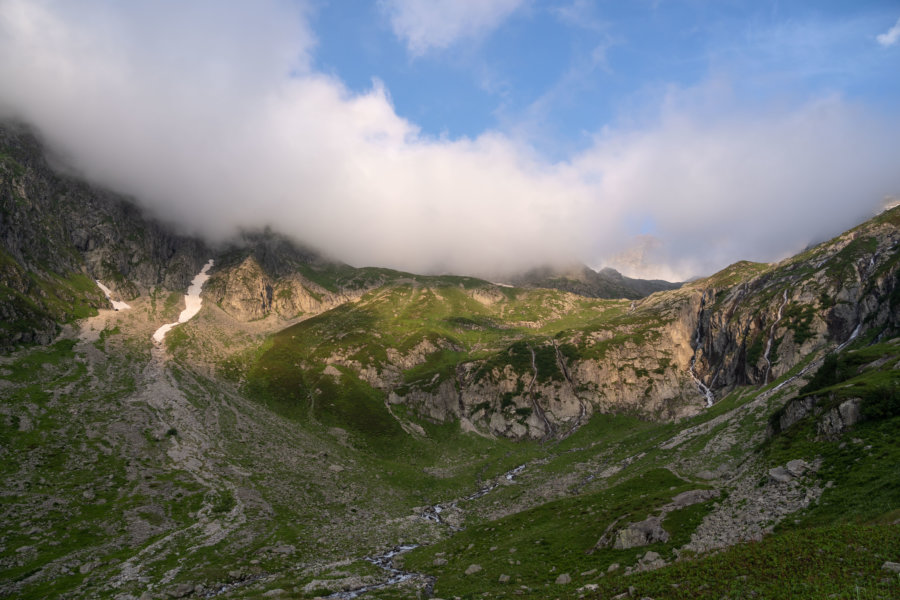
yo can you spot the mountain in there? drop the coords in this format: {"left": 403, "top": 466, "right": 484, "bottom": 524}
{"left": 508, "top": 262, "right": 682, "bottom": 299}
{"left": 0, "top": 123, "right": 208, "bottom": 348}
{"left": 1, "top": 123, "right": 899, "bottom": 599}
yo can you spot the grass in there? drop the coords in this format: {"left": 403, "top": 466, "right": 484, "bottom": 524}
{"left": 582, "top": 523, "right": 900, "bottom": 600}
{"left": 402, "top": 468, "right": 708, "bottom": 598}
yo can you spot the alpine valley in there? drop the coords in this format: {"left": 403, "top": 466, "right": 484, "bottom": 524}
{"left": 1, "top": 122, "right": 899, "bottom": 600}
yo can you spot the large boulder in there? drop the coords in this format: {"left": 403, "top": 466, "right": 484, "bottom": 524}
{"left": 817, "top": 398, "right": 862, "bottom": 440}
{"left": 612, "top": 516, "right": 669, "bottom": 549}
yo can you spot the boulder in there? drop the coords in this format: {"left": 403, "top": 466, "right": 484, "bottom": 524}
{"left": 166, "top": 583, "right": 195, "bottom": 598}
{"left": 882, "top": 561, "right": 900, "bottom": 574}
{"left": 785, "top": 459, "right": 809, "bottom": 477}
{"left": 555, "top": 573, "right": 571, "bottom": 584}
{"left": 669, "top": 489, "right": 719, "bottom": 508}
{"left": 768, "top": 467, "right": 793, "bottom": 484}
{"left": 612, "top": 517, "right": 669, "bottom": 549}
{"left": 818, "top": 398, "right": 862, "bottom": 440}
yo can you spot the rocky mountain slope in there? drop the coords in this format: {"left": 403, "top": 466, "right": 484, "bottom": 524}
{"left": 509, "top": 263, "right": 681, "bottom": 299}
{"left": 0, "top": 123, "right": 208, "bottom": 348}
{"left": 1, "top": 125, "right": 899, "bottom": 599}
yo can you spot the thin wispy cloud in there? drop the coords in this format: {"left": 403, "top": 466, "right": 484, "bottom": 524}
{"left": 379, "top": 0, "right": 525, "bottom": 55}
{"left": 876, "top": 17, "right": 900, "bottom": 47}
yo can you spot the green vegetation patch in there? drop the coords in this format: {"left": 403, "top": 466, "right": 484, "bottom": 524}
{"left": 403, "top": 469, "right": 705, "bottom": 597}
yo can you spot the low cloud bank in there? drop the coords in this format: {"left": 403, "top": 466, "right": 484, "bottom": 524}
{"left": 1, "top": 1, "right": 897, "bottom": 281}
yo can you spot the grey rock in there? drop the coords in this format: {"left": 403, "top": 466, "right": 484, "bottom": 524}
{"left": 612, "top": 517, "right": 669, "bottom": 549}
{"left": 167, "top": 583, "right": 195, "bottom": 598}
{"left": 464, "top": 564, "right": 482, "bottom": 575}
{"left": 785, "top": 459, "right": 809, "bottom": 477}
{"left": 433, "top": 558, "right": 447, "bottom": 566}
{"left": 768, "top": 466, "right": 793, "bottom": 483}
{"left": 670, "top": 489, "right": 719, "bottom": 508}
{"left": 770, "top": 397, "right": 817, "bottom": 436}
{"left": 78, "top": 560, "right": 100, "bottom": 574}
{"left": 607, "top": 562, "right": 620, "bottom": 572}
{"left": 555, "top": 573, "right": 571, "bottom": 584}
{"left": 498, "top": 574, "right": 510, "bottom": 583}
{"left": 882, "top": 561, "right": 900, "bottom": 573}
{"left": 818, "top": 398, "right": 862, "bottom": 440}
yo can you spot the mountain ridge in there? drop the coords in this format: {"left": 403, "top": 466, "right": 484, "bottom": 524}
{"left": 1, "top": 121, "right": 899, "bottom": 599}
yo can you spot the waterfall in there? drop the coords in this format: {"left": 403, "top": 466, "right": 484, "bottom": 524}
{"left": 688, "top": 292, "right": 715, "bottom": 407}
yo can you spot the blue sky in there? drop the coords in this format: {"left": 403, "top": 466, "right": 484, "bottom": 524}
{"left": 313, "top": 1, "right": 900, "bottom": 157}
{"left": 1, "top": 0, "right": 899, "bottom": 279}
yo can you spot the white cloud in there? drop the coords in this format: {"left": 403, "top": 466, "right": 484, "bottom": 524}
{"left": 0, "top": 1, "right": 898, "bottom": 282}
{"left": 379, "top": 0, "right": 525, "bottom": 55}
{"left": 876, "top": 17, "right": 900, "bottom": 47}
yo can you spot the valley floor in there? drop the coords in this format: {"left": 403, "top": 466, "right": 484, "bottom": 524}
{"left": 1, "top": 303, "right": 899, "bottom": 600}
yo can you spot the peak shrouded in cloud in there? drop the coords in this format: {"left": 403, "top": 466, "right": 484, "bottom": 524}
{"left": 1, "top": 1, "right": 899, "bottom": 281}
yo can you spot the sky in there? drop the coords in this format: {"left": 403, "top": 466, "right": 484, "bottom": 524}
{"left": 1, "top": 0, "right": 899, "bottom": 280}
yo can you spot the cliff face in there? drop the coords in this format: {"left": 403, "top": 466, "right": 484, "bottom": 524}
{"left": 204, "top": 255, "right": 348, "bottom": 321}
{"left": 0, "top": 123, "right": 208, "bottom": 347}
{"left": 340, "top": 208, "right": 900, "bottom": 441}
{"left": 692, "top": 211, "right": 900, "bottom": 392}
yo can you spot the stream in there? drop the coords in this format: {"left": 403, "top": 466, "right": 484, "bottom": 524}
{"left": 762, "top": 289, "right": 789, "bottom": 385}
{"left": 334, "top": 463, "right": 528, "bottom": 598}
{"left": 688, "top": 293, "right": 715, "bottom": 407}
{"left": 326, "top": 545, "right": 430, "bottom": 600}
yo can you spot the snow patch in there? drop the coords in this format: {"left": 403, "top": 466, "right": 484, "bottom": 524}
{"left": 152, "top": 260, "right": 214, "bottom": 344}
{"left": 95, "top": 280, "right": 131, "bottom": 311}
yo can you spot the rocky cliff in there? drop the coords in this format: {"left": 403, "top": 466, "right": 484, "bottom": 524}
{"left": 0, "top": 123, "right": 208, "bottom": 347}
{"left": 268, "top": 207, "right": 900, "bottom": 441}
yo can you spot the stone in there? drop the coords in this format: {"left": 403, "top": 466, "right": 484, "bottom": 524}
{"left": 882, "top": 561, "right": 900, "bottom": 573}
{"left": 785, "top": 459, "right": 809, "bottom": 477}
{"left": 607, "top": 563, "right": 620, "bottom": 572}
{"left": 612, "top": 517, "right": 669, "bottom": 549}
{"left": 433, "top": 558, "right": 447, "bottom": 566}
{"left": 465, "top": 564, "right": 482, "bottom": 575}
{"left": 580, "top": 568, "right": 597, "bottom": 576}
{"left": 670, "top": 489, "right": 719, "bottom": 508}
{"left": 768, "top": 466, "right": 793, "bottom": 484}
{"left": 79, "top": 561, "right": 100, "bottom": 574}
{"left": 262, "top": 590, "right": 285, "bottom": 597}
{"left": 272, "top": 544, "right": 295, "bottom": 555}
{"left": 642, "top": 551, "right": 660, "bottom": 562}
{"left": 818, "top": 399, "right": 862, "bottom": 440}
{"left": 499, "top": 574, "right": 510, "bottom": 583}
{"left": 555, "top": 573, "right": 571, "bottom": 584}
{"left": 167, "top": 583, "right": 195, "bottom": 598}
